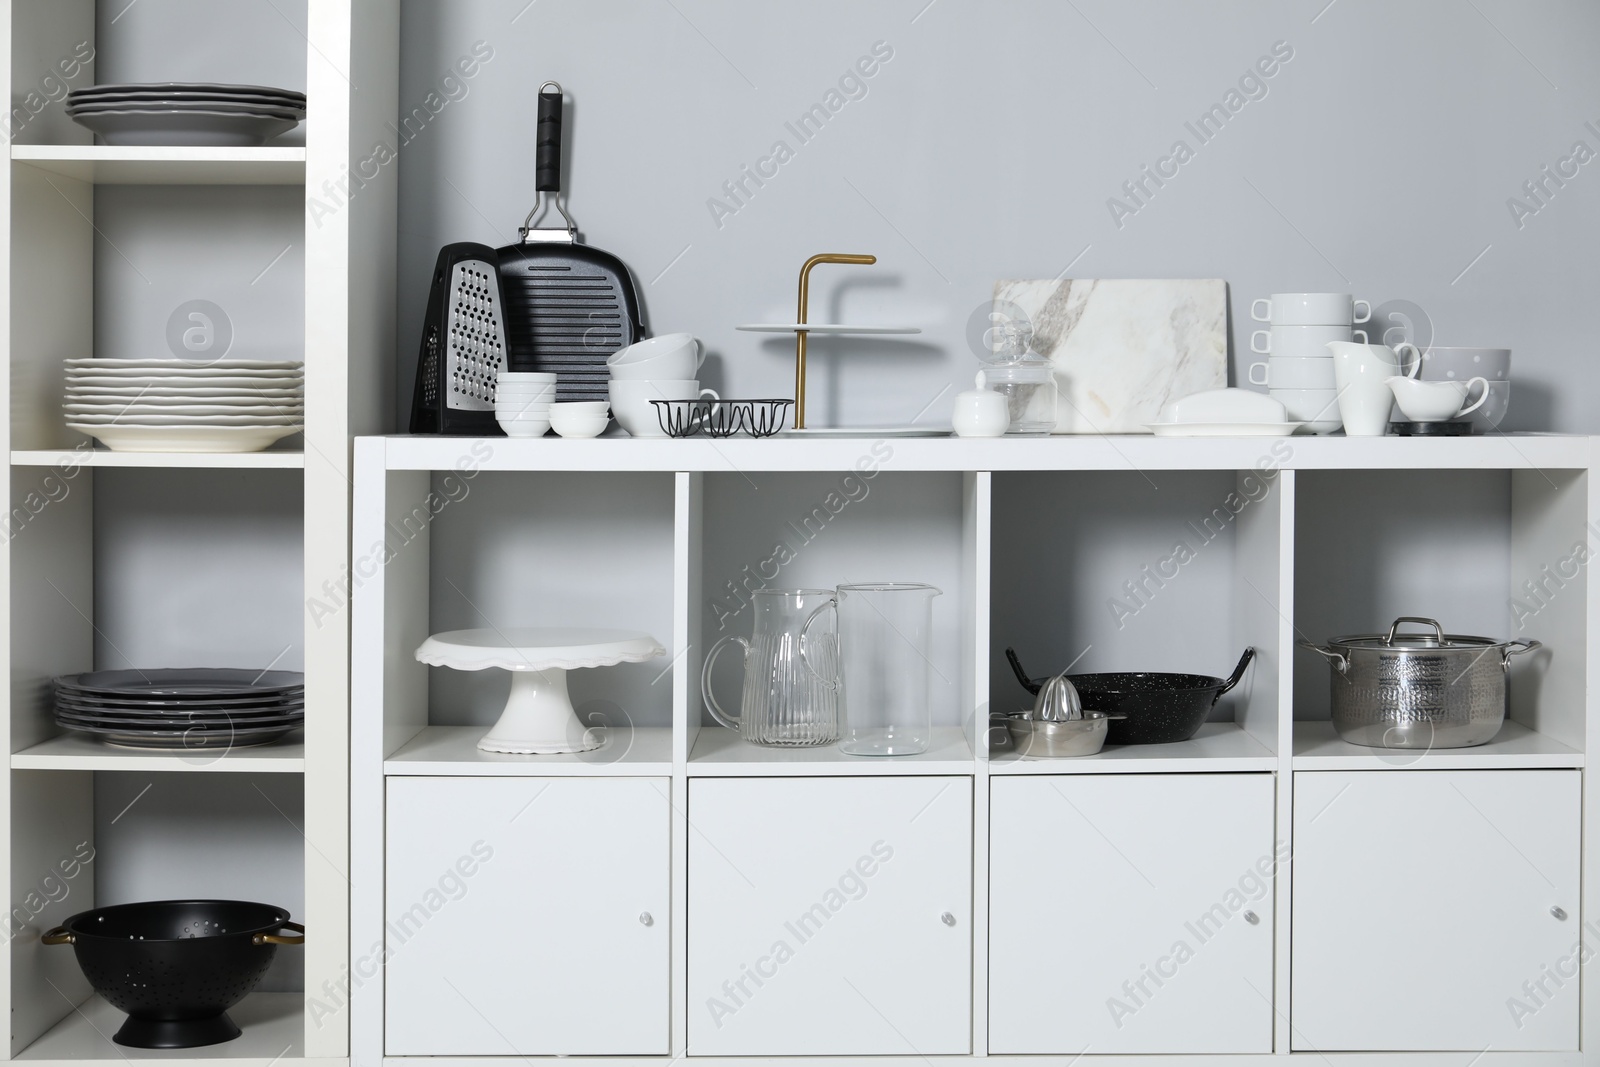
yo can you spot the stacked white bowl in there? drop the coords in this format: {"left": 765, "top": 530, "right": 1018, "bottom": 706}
{"left": 496, "top": 372, "right": 557, "bottom": 437}
{"left": 606, "top": 333, "right": 716, "bottom": 438}
{"left": 1247, "top": 293, "right": 1370, "bottom": 434}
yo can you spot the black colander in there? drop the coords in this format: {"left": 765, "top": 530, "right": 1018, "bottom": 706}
{"left": 44, "top": 899, "right": 304, "bottom": 1048}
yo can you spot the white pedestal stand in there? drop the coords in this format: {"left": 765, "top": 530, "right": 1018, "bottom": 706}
{"left": 415, "top": 627, "right": 664, "bottom": 754}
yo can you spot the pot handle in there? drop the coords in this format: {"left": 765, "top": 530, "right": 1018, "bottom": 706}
{"left": 1385, "top": 616, "right": 1444, "bottom": 644}
{"left": 1299, "top": 640, "right": 1349, "bottom": 674}
{"left": 1503, "top": 638, "right": 1543, "bottom": 667}
{"left": 254, "top": 920, "right": 305, "bottom": 946}
{"left": 1217, "top": 647, "right": 1256, "bottom": 694}
{"left": 1004, "top": 648, "right": 1043, "bottom": 696}
{"left": 41, "top": 927, "right": 72, "bottom": 945}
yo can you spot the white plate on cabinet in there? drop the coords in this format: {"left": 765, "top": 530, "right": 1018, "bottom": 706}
{"left": 65, "top": 403, "right": 303, "bottom": 417}
{"left": 67, "top": 423, "right": 302, "bottom": 453}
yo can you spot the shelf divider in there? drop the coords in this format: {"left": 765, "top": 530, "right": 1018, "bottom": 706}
{"left": 12, "top": 145, "right": 306, "bottom": 185}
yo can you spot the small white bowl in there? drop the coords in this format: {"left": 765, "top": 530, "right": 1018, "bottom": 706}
{"left": 552, "top": 401, "right": 610, "bottom": 414}
{"left": 550, "top": 411, "right": 611, "bottom": 438}
{"left": 495, "top": 404, "right": 552, "bottom": 418}
{"left": 497, "top": 372, "right": 557, "bottom": 384}
{"left": 498, "top": 417, "right": 551, "bottom": 438}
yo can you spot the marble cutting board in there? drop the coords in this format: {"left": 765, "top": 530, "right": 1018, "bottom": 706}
{"left": 992, "top": 278, "right": 1227, "bottom": 434}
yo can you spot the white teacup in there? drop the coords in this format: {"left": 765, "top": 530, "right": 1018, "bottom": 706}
{"left": 607, "top": 334, "right": 704, "bottom": 381}
{"left": 1252, "top": 293, "right": 1371, "bottom": 326}
{"left": 609, "top": 379, "right": 719, "bottom": 437}
{"left": 1250, "top": 323, "right": 1367, "bottom": 357}
{"left": 1328, "top": 342, "right": 1420, "bottom": 436}
{"left": 1386, "top": 376, "right": 1489, "bottom": 423}
{"left": 1249, "top": 357, "right": 1337, "bottom": 389}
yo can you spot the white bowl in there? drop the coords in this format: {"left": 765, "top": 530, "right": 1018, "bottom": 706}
{"left": 550, "top": 412, "right": 611, "bottom": 438}
{"left": 552, "top": 401, "right": 610, "bottom": 415}
{"left": 607, "top": 334, "right": 703, "bottom": 380}
{"left": 497, "top": 371, "right": 558, "bottom": 384}
{"left": 495, "top": 403, "right": 552, "bottom": 417}
{"left": 494, "top": 383, "right": 557, "bottom": 394}
{"left": 498, "top": 417, "right": 551, "bottom": 438}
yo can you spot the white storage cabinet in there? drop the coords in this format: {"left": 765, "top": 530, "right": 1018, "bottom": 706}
{"left": 989, "top": 773, "right": 1277, "bottom": 1054}
{"left": 1293, "top": 769, "right": 1582, "bottom": 1052}
{"left": 384, "top": 777, "right": 671, "bottom": 1056}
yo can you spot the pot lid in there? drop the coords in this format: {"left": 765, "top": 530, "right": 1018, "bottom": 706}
{"left": 1328, "top": 616, "right": 1505, "bottom": 651}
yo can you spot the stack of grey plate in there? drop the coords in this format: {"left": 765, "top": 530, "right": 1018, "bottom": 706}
{"left": 53, "top": 669, "right": 305, "bottom": 750}
{"left": 67, "top": 82, "right": 306, "bottom": 147}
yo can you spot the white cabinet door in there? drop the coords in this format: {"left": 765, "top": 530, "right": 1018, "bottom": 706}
{"left": 687, "top": 776, "right": 971, "bottom": 1055}
{"left": 989, "top": 774, "right": 1277, "bottom": 1054}
{"left": 1293, "top": 770, "right": 1580, "bottom": 1051}
{"left": 384, "top": 777, "right": 670, "bottom": 1056}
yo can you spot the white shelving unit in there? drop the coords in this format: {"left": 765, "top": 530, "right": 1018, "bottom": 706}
{"left": 351, "top": 433, "right": 1596, "bottom": 1067}
{"left": 3, "top": 2, "right": 397, "bottom": 1064}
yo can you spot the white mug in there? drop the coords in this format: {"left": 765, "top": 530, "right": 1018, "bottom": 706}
{"left": 607, "top": 333, "right": 704, "bottom": 380}
{"left": 1249, "top": 357, "right": 1337, "bottom": 389}
{"left": 951, "top": 374, "right": 1009, "bottom": 437}
{"left": 1250, "top": 323, "right": 1367, "bottom": 356}
{"left": 1328, "top": 342, "right": 1420, "bottom": 436}
{"left": 1251, "top": 293, "right": 1371, "bottom": 326}
{"left": 609, "top": 379, "right": 719, "bottom": 437}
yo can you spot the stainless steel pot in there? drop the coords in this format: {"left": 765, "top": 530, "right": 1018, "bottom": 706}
{"left": 1301, "top": 616, "right": 1541, "bottom": 749}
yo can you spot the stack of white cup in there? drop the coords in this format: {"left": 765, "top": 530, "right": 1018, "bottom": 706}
{"left": 607, "top": 333, "right": 718, "bottom": 438}
{"left": 1247, "top": 293, "right": 1370, "bottom": 433}
{"left": 496, "top": 372, "right": 557, "bottom": 437}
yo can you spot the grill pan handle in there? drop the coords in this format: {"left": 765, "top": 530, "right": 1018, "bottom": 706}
{"left": 41, "top": 926, "right": 72, "bottom": 945}
{"left": 536, "top": 81, "right": 562, "bottom": 192}
{"left": 1004, "top": 648, "right": 1043, "bottom": 697}
{"left": 253, "top": 920, "right": 305, "bottom": 946}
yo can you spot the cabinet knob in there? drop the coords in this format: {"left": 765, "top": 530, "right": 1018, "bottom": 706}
{"left": 1243, "top": 910, "right": 1260, "bottom": 925}
{"left": 639, "top": 912, "right": 654, "bottom": 927}
{"left": 1551, "top": 906, "right": 1568, "bottom": 921}
{"left": 941, "top": 912, "right": 956, "bottom": 927}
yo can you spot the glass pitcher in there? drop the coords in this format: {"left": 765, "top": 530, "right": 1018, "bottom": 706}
{"left": 815, "top": 583, "right": 942, "bottom": 756}
{"left": 701, "top": 589, "right": 839, "bottom": 746}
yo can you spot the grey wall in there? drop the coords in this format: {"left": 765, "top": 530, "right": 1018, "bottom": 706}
{"left": 394, "top": 0, "right": 1600, "bottom": 432}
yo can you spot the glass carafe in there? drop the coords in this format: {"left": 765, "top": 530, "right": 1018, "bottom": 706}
{"left": 824, "top": 582, "right": 942, "bottom": 755}
{"left": 701, "top": 589, "right": 839, "bottom": 746}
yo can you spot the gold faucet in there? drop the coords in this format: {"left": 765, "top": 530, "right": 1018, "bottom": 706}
{"left": 793, "top": 253, "right": 876, "bottom": 429}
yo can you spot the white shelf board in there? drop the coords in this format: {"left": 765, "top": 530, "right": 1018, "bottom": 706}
{"left": 12, "top": 145, "right": 306, "bottom": 185}
{"left": 13, "top": 449, "right": 304, "bottom": 469}
{"left": 15, "top": 992, "right": 303, "bottom": 1062}
{"left": 1292, "top": 719, "right": 1583, "bottom": 770}
{"left": 988, "top": 721, "right": 1278, "bottom": 773}
{"left": 12, "top": 732, "right": 305, "bottom": 772}
{"left": 688, "top": 725, "right": 974, "bottom": 775}
{"left": 384, "top": 725, "right": 672, "bottom": 776}
{"left": 375, "top": 432, "right": 1592, "bottom": 474}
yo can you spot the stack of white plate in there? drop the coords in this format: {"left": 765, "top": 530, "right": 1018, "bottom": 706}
{"left": 64, "top": 359, "right": 304, "bottom": 453}
{"left": 496, "top": 372, "right": 557, "bottom": 438}
{"left": 67, "top": 82, "right": 306, "bottom": 147}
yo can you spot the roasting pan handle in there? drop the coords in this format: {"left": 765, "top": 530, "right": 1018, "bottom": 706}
{"left": 41, "top": 926, "right": 72, "bottom": 945}
{"left": 254, "top": 920, "right": 305, "bottom": 946}
{"left": 1217, "top": 647, "right": 1255, "bottom": 695}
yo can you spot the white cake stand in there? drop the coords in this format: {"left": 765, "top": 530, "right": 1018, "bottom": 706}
{"left": 415, "top": 627, "right": 664, "bottom": 755}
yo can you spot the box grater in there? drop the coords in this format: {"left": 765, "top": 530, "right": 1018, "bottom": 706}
{"left": 408, "top": 242, "right": 509, "bottom": 435}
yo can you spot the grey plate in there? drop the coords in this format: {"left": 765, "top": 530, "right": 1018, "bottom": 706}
{"left": 55, "top": 668, "right": 304, "bottom": 699}
{"left": 68, "top": 101, "right": 304, "bottom": 119}
{"left": 68, "top": 91, "right": 306, "bottom": 109}
{"left": 55, "top": 722, "right": 302, "bottom": 749}
{"left": 71, "top": 81, "right": 305, "bottom": 101}
{"left": 56, "top": 710, "right": 304, "bottom": 728}
{"left": 69, "top": 109, "right": 300, "bottom": 147}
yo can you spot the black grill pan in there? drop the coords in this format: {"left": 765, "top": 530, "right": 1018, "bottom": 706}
{"left": 496, "top": 82, "right": 643, "bottom": 400}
